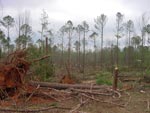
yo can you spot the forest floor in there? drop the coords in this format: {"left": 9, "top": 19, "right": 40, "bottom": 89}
{"left": 0, "top": 67, "right": 150, "bottom": 113}
{"left": 52, "top": 68, "right": 150, "bottom": 113}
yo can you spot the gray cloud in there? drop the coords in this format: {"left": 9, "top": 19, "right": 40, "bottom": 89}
{"left": 120, "top": 0, "right": 150, "bottom": 14}
{"left": 1, "top": 0, "right": 56, "bottom": 9}
{"left": 0, "top": 0, "right": 150, "bottom": 46}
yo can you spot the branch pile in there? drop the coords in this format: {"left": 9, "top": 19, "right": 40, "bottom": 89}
{"left": 0, "top": 83, "right": 125, "bottom": 113}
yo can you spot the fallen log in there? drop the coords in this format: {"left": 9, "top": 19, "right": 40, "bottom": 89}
{"left": 69, "top": 88, "right": 113, "bottom": 96}
{"left": 29, "top": 81, "right": 110, "bottom": 90}
{"left": 0, "top": 106, "right": 71, "bottom": 113}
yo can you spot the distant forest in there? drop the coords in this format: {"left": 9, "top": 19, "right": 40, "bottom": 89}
{"left": 0, "top": 10, "right": 150, "bottom": 77}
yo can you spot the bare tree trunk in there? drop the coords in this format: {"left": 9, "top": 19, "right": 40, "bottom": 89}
{"left": 116, "top": 38, "right": 119, "bottom": 66}
{"left": 94, "top": 37, "right": 96, "bottom": 68}
{"left": 61, "top": 35, "right": 64, "bottom": 67}
{"left": 18, "top": 15, "right": 21, "bottom": 49}
{"left": 111, "top": 44, "right": 114, "bottom": 76}
{"left": 101, "top": 25, "right": 103, "bottom": 68}
{"left": 45, "top": 37, "right": 48, "bottom": 54}
{"left": 82, "top": 30, "right": 86, "bottom": 73}
{"left": 68, "top": 29, "right": 71, "bottom": 72}
{"left": 41, "top": 27, "right": 44, "bottom": 53}
{"left": 30, "top": 81, "right": 107, "bottom": 90}
{"left": 141, "top": 34, "right": 144, "bottom": 76}
{"left": 7, "top": 26, "right": 10, "bottom": 53}
{"left": 45, "top": 37, "right": 49, "bottom": 79}
{"left": 128, "top": 31, "right": 131, "bottom": 69}
{"left": 78, "top": 31, "right": 81, "bottom": 71}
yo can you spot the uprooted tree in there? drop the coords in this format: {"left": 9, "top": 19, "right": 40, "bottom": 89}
{"left": 0, "top": 50, "right": 30, "bottom": 90}
{"left": 0, "top": 49, "right": 51, "bottom": 99}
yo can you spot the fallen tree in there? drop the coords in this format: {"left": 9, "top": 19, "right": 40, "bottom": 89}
{"left": 0, "top": 49, "right": 51, "bottom": 99}
{"left": 29, "top": 81, "right": 110, "bottom": 90}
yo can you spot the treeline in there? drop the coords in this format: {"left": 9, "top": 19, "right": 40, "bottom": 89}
{"left": 0, "top": 10, "right": 150, "bottom": 77}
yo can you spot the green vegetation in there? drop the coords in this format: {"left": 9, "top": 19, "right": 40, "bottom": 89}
{"left": 145, "top": 69, "right": 150, "bottom": 76}
{"left": 96, "top": 71, "right": 112, "bottom": 85}
{"left": 28, "top": 46, "right": 55, "bottom": 81}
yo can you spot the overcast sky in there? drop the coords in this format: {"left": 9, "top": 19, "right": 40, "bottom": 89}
{"left": 0, "top": 0, "right": 150, "bottom": 46}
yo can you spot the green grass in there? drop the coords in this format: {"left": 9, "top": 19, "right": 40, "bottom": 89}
{"left": 96, "top": 71, "right": 112, "bottom": 85}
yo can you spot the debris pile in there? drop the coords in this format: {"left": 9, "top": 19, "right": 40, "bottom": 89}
{"left": 0, "top": 82, "right": 126, "bottom": 113}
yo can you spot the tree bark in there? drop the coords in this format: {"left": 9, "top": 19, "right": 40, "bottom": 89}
{"left": 29, "top": 81, "right": 107, "bottom": 90}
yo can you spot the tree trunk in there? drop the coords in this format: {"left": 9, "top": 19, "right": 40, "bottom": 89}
{"left": 29, "top": 81, "right": 108, "bottom": 90}
{"left": 78, "top": 31, "right": 81, "bottom": 70}
{"left": 141, "top": 33, "right": 144, "bottom": 76}
{"left": 128, "top": 31, "right": 131, "bottom": 69}
{"left": 61, "top": 35, "right": 64, "bottom": 66}
{"left": 68, "top": 29, "right": 71, "bottom": 72}
{"left": 45, "top": 37, "right": 48, "bottom": 54}
{"left": 41, "top": 27, "right": 44, "bottom": 53}
{"left": 94, "top": 37, "right": 96, "bottom": 68}
{"left": 101, "top": 26, "right": 103, "bottom": 68}
{"left": 116, "top": 38, "right": 119, "bottom": 66}
{"left": 111, "top": 44, "right": 114, "bottom": 76}
{"left": 82, "top": 30, "right": 85, "bottom": 73}
{"left": 7, "top": 26, "right": 10, "bottom": 53}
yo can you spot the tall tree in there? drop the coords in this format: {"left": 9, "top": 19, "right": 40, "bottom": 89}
{"left": 131, "top": 36, "right": 141, "bottom": 49}
{"left": 40, "top": 10, "right": 49, "bottom": 51}
{"left": 0, "top": 15, "right": 15, "bottom": 52}
{"left": 82, "top": 21, "right": 89, "bottom": 73}
{"left": 75, "top": 24, "right": 84, "bottom": 70}
{"left": 15, "top": 14, "right": 23, "bottom": 48}
{"left": 74, "top": 40, "right": 80, "bottom": 65}
{"left": 139, "top": 13, "right": 149, "bottom": 75}
{"left": 124, "top": 20, "right": 134, "bottom": 67}
{"left": 36, "top": 39, "right": 42, "bottom": 49}
{"left": 20, "top": 23, "right": 32, "bottom": 48}
{"left": 0, "top": 29, "right": 5, "bottom": 57}
{"left": 65, "top": 20, "right": 74, "bottom": 71}
{"left": 59, "top": 25, "right": 66, "bottom": 66}
{"left": 47, "top": 30, "right": 53, "bottom": 53}
{"left": 90, "top": 32, "right": 98, "bottom": 68}
{"left": 15, "top": 11, "right": 30, "bottom": 49}
{"left": 145, "top": 24, "right": 150, "bottom": 45}
{"left": 94, "top": 14, "right": 107, "bottom": 68}
{"left": 131, "top": 35, "right": 141, "bottom": 68}
{"left": 115, "top": 12, "right": 124, "bottom": 66}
